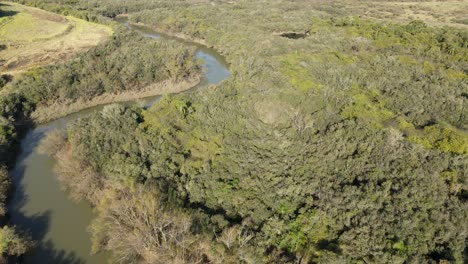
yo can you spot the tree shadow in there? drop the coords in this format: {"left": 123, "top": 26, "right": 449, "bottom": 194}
{"left": 0, "top": 10, "right": 16, "bottom": 18}
{"left": 25, "top": 240, "right": 86, "bottom": 264}
{"left": 316, "top": 239, "right": 342, "bottom": 254}
{"left": 0, "top": 3, "right": 18, "bottom": 18}
{"left": 7, "top": 128, "right": 86, "bottom": 264}
{"left": 7, "top": 166, "right": 86, "bottom": 263}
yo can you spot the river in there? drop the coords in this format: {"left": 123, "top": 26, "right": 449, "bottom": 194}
{"left": 7, "top": 19, "right": 229, "bottom": 264}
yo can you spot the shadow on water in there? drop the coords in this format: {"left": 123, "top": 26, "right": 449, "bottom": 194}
{"left": 0, "top": 3, "right": 18, "bottom": 18}
{"left": 8, "top": 179, "right": 86, "bottom": 263}
{"left": 38, "top": 241, "right": 86, "bottom": 264}
{"left": 7, "top": 127, "right": 87, "bottom": 263}
{"left": 6, "top": 15, "right": 230, "bottom": 264}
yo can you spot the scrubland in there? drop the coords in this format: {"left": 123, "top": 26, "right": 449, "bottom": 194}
{"left": 2, "top": 0, "right": 468, "bottom": 263}
{"left": 0, "top": 2, "right": 202, "bottom": 261}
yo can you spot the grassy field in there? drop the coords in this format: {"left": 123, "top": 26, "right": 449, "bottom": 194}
{"left": 0, "top": 1, "right": 112, "bottom": 75}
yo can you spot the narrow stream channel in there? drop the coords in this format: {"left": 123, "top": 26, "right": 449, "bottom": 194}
{"left": 8, "top": 19, "right": 229, "bottom": 264}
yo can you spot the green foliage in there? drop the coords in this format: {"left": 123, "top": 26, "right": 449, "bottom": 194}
{"left": 0, "top": 7, "right": 201, "bottom": 261}
{"left": 341, "top": 92, "right": 394, "bottom": 128}
{"left": 0, "top": 24, "right": 199, "bottom": 165}
{"left": 278, "top": 53, "right": 322, "bottom": 92}
{"left": 10, "top": 0, "right": 468, "bottom": 263}
{"left": 334, "top": 17, "right": 468, "bottom": 62}
{"left": 268, "top": 210, "right": 334, "bottom": 259}
{"left": 11, "top": 29, "right": 199, "bottom": 106}
{"left": 409, "top": 125, "right": 468, "bottom": 154}
{"left": 392, "top": 240, "right": 406, "bottom": 253}
{"left": 60, "top": 97, "right": 468, "bottom": 263}
{"left": 0, "top": 226, "right": 32, "bottom": 257}
{"left": 0, "top": 167, "right": 10, "bottom": 217}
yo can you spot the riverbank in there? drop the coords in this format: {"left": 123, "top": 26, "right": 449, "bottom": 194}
{"left": 31, "top": 76, "right": 201, "bottom": 123}
{"left": 116, "top": 15, "right": 214, "bottom": 49}
{"left": 0, "top": 3, "right": 206, "bottom": 260}
{"left": 6, "top": 10, "right": 229, "bottom": 262}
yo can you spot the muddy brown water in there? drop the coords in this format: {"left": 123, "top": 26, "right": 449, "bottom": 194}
{"left": 7, "top": 19, "right": 229, "bottom": 264}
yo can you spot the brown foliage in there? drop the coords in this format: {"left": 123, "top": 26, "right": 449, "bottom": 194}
{"left": 38, "top": 129, "right": 66, "bottom": 156}
{"left": 89, "top": 187, "right": 206, "bottom": 264}
{"left": 54, "top": 144, "right": 103, "bottom": 203}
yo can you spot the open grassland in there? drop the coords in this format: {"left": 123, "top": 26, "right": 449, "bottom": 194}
{"left": 0, "top": 1, "right": 112, "bottom": 75}
{"left": 338, "top": 0, "right": 468, "bottom": 29}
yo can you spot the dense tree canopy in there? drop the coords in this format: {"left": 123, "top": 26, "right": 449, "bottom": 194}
{"left": 0, "top": 13, "right": 200, "bottom": 261}
{"left": 0, "top": 26, "right": 199, "bottom": 164}
{"left": 5, "top": 0, "right": 468, "bottom": 263}
{"left": 54, "top": 87, "right": 467, "bottom": 263}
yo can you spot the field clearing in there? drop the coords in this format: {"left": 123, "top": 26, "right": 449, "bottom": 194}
{"left": 0, "top": 1, "right": 112, "bottom": 75}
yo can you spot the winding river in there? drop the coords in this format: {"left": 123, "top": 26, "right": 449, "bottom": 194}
{"left": 7, "top": 19, "right": 229, "bottom": 264}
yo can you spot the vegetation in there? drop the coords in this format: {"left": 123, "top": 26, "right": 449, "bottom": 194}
{"left": 0, "top": 167, "right": 32, "bottom": 261}
{"left": 16, "top": 30, "right": 199, "bottom": 107}
{"left": 52, "top": 93, "right": 467, "bottom": 263}
{"left": 5, "top": 0, "right": 468, "bottom": 263}
{"left": 1, "top": 28, "right": 199, "bottom": 159}
{"left": 322, "top": 0, "right": 468, "bottom": 29}
{"left": 0, "top": 2, "right": 201, "bottom": 261}
{"left": 0, "top": 226, "right": 31, "bottom": 260}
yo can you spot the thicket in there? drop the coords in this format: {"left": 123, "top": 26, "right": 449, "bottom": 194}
{"left": 1, "top": 26, "right": 199, "bottom": 164}
{"left": 0, "top": 16, "right": 200, "bottom": 261}
{"left": 0, "top": 167, "right": 32, "bottom": 262}
{"left": 13, "top": 30, "right": 199, "bottom": 108}
{"left": 53, "top": 90, "right": 467, "bottom": 264}
{"left": 8, "top": 0, "right": 468, "bottom": 263}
